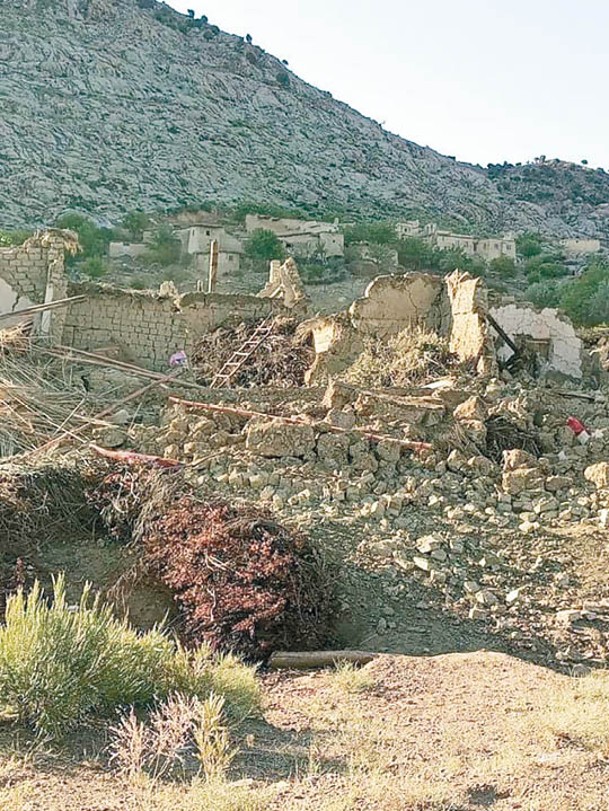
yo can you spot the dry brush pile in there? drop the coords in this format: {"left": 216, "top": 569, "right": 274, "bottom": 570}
{"left": 192, "top": 316, "right": 314, "bottom": 388}
{"left": 88, "top": 466, "right": 334, "bottom": 661}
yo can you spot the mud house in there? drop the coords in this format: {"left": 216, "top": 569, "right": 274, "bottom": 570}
{"left": 395, "top": 221, "right": 516, "bottom": 262}
{"left": 245, "top": 214, "right": 345, "bottom": 259}
{"left": 560, "top": 238, "right": 601, "bottom": 257}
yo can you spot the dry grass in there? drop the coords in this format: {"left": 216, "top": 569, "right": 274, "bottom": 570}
{"left": 1, "top": 652, "right": 609, "bottom": 810}
{"left": 330, "top": 661, "right": 376, "bottom": 695}
{"left": 342, "top": 327, "right": 460, "bottom": 389}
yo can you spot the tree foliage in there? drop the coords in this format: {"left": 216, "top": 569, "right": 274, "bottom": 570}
{"left": 245, "top": 229, "right": 285, "bottom": 263}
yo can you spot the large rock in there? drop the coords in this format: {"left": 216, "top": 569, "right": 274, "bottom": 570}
{"left": 502, "top": 468, "right": 545, "bottom": 495}
{"left": 454, "top": 396, "right": 487, "bottom": 422}
{"left": 584, "top": 462, "right": 609, "bottom": 489}
{"left": 502, "top": 449, "right": 538, "bottom": 471}
{"left": 246, "top": 419, "right": 315, "bottom": 458}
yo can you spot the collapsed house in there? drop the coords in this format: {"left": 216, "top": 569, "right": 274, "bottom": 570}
{"left": 0, "top": 231, "right": 590, "bottom": 381}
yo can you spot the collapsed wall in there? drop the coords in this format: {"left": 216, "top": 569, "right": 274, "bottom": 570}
{"left": 490, "top": 303, "right": 584, "bottom": 380}
{"left": 303, "top": 270, "right": 493, "bottom": 383}
{"left": 0, "top": 231, "right": 72, "bottom": 338}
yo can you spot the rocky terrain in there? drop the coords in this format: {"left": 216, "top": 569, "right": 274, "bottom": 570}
{"left": 2, "top": 0, "right": 609, "bottom": 238}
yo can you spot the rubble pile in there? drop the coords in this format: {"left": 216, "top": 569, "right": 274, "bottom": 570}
{"left": 3, "top": 266, "right": 609, "bottom": 671}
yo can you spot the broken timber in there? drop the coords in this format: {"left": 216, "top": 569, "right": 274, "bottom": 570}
{"left": 169, "top": 396, "right": 433, "bottom": 453}
{"left": 0, "top": 295, "right": 86, "bottom": 324}
{"left": 268, "top": 650, "right": 377, "bottom": 670}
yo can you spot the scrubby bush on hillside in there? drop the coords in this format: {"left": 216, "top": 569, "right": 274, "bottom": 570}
{"left": 0, "top": 575, "right": 259, "bottom": 736}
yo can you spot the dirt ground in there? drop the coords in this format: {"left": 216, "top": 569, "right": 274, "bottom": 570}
{"left": 1, "top": 650, "right": 608, "bottom": 811}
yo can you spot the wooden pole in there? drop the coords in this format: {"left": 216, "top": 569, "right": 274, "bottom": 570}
{"left": 23, "top": 371, "right": 182, "bottom": 459}
{"left": 169, "top": 396, "right": 433, "bottom": 453}
{"left": 0, "top": 295, "right": 86, "bottom": 324}
{"left": 208, "top": 240, "right": 219, "bottom": 294}
{"left": 268, "top": 650, "right": 377, "bottom": 670}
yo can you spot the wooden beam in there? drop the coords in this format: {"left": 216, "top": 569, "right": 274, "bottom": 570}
{"left": 268, "top": 650, "right": 377, "bottom": 670}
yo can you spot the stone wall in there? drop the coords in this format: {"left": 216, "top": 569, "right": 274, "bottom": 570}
{"left": 444, "top": 270, "right": 494, "bottom": 373}
{"left": 303, "top": 270, "right": 496, "bottom": 383}
{"left": 62, "top": 284, "right": 280, "bottom": 370}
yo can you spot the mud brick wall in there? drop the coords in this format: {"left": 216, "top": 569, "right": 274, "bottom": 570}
{"left": 0, "top": 241, "right": 49, "bottom": 303}
{"left": 63, "top": 285, "right": 280, "bottom": 370}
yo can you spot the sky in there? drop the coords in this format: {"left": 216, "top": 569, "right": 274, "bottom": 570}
{"left": 167, "top": 0, "right": 608, "bottom": 169}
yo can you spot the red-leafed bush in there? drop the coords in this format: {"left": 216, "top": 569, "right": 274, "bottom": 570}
{"left": 89, "top": 469, "right": 333, "bottom": 661}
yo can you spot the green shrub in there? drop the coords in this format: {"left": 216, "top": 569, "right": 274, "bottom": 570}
{"left": 560, "top": 259, "right": 609, "bottom": 325}
{"left": 525, "top": 281, "right": 561, "bottom": 309}
{"left": 516, "top": 232, "right": 543, "bottom": 258}
{"left": 144, "top": 225, "right": 182, "bottom": 267}
{"left": 80, "top": 256, "right": 107, "bottom": 279}
{"left": 490, "top": 255, "right": 517, "bottom": 277}
{"left": 0, "top": 577, "right": 260, "bottom": 736}
{"left": 344, "top": 222, "right": 397, "bottom": 247}
{"left": 396, "top": 237, "right": 434, "bottom": 270}
{"left": 0, "top": 229, "right": 31, "bottom": 247}
{"left": 245, "top": 229, "right": 285, "bottom": 263}
{"left": 55, "top": 213, "right": 114, "bottom": 263}
{"left": 122, "top": 210, "right": 151, "bottom": 241}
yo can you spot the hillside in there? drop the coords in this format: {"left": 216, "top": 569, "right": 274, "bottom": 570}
{"left": 2, "top": 0, "right": 609, "bottom": 239}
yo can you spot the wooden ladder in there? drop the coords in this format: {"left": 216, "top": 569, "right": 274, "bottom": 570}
{"left": 209, "top": 315, "right": 275, "bottom": 389}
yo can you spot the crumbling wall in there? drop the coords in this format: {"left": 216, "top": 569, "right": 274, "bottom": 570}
{"left": 490, "top": 303, "right": 584, "bottom": 380}
{"left": 63, "top": 284, "right": 279, "bottom": 370}
{"left": 444, "top": 270, "right": 493, "bottom": 373}
{"left": 349, "top": 273, "right": 443, "bottom": 336}
{"left": 0, "top": 240, "right": 49, "bottom": 306}
{"left": 0, "top": 231, "right": 71, "bottom": 339}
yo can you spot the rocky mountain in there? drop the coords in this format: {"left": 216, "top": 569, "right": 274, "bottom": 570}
{"left": 2, "top": 0, "right": 609, "bottom": 239}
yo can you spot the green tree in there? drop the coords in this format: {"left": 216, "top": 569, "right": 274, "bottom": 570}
{"left": 490, "top": 255, "right": 517, "bottom": 277}
{"left": 55, "top": 213, "right": 113, "bottom": 262}
{"left": 525, "top": 281, "right": 561, "bottom": 309}
{"left": 121, "top": 210, "right": 151, "bottom": 241}
{"left": 516, "top": 232, "right": 543, "bottom": 258}
{"left": 560, "top": 259, "right": 609, "bottom": 325}
{"left": 144, "top": 225, "right": 182, "bottom": 267}
{"left": 396, "top": 237, "right": 433, "bottom": 270}
{"left": 245, "top": 229, "right": 285, "bottom": 263}
{"left": 344, "top": 222, "right": 397, "bottom": 247}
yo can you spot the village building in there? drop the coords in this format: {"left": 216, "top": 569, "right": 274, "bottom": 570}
{"left": 560, "top": 238, "right": 601, "bottom": 257}
{"left": 395, "top": 221, "right": 516, "bottom": 262}
{"left": 245, "top": 214, "right": 345, "bottom": 258}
